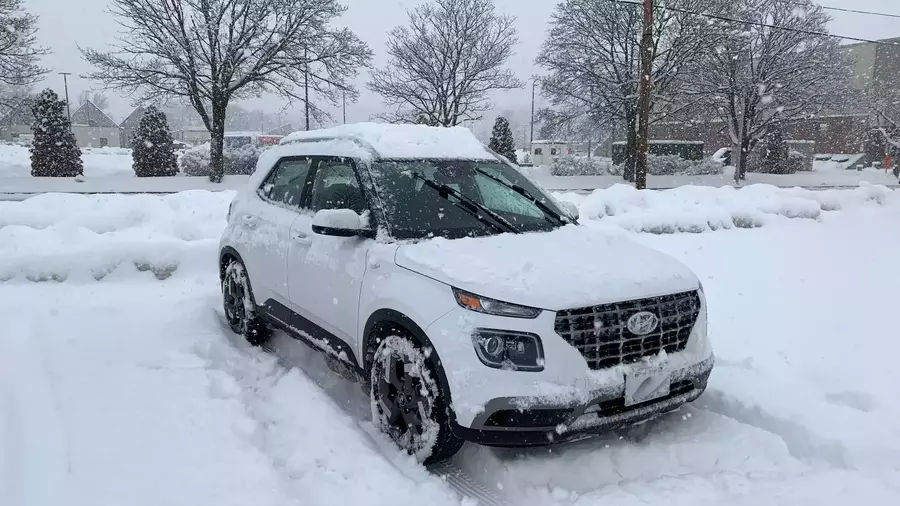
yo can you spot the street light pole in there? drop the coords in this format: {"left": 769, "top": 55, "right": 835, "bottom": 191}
{"left": 530, "top": 79, "right": 537, "bottom": 150}
{"left": 59, "top": 72, "right": 72, "bottom": 130}
{"left": 343, "top": 91, "right": 347, "bottom": 125}
{"left": 634, "top": 0, "right": 654, "bottom": 190}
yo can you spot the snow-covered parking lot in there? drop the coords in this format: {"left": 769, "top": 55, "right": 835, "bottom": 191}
{"left": 2, "top": 185, "right": 899, "bottom": 505}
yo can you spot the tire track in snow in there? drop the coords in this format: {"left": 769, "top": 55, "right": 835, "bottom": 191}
{"left": 0, "top": 319, "right": 69, "bottom": 506}
{"left": 200, "top": 308, "right": 472, "bottom": 506}
{"left": 699, "top": 389, "right": 852, "bottom": 469}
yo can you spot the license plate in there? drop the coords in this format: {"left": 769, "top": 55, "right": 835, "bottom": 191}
{"left": 624, "top": 370, "right": 670, "bottom": 407}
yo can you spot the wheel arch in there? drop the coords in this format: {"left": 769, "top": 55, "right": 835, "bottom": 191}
{"left": 218, "top": 246, "right": 245, "bottom": 282}
{"left": 363, "top": 309, "right": 456, "bottom": 423}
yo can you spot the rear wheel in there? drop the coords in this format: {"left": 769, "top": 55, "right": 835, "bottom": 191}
{"left": 370, "top": 334, "right": 464, "bottom": 464}
{"left": 222, "top": 260, "right": 270, "bottom": 346}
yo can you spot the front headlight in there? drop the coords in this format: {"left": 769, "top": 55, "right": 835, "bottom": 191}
{"left": 472, "top": 329, "right": 544, "bottom": 372}
{"left": 453, "top": 288, "right": 541, "bottom": 319}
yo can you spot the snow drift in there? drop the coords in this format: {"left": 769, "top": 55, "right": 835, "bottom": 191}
{"left": 0, "top": 184, "right": 896, "bottom": 282}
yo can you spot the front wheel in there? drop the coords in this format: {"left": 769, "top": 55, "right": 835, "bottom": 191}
{"left": 370, "top": 335, "right": 464, "bottom": 464}
{"left": 222, "top": 260, "right": 270, "bottom": 346}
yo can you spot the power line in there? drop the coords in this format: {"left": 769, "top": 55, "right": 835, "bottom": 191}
{"left": 607, "top": 0, "right": 900, "bottom": 47}
{"left": 783, "top": 1, "right": 900, "bottom": 21}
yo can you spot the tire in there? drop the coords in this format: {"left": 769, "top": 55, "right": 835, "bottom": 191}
{"left": 222, "top": 260, "right": 270, "bottom": 346}
{"left": 370, "top": 334, "right": 464, "bottom": 464}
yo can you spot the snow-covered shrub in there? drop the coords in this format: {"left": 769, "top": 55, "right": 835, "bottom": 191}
{"left": 178, "top": 142, "right": 261, "bottom": 176}
{"left": 30, "top": 89, "right": 83, "bottom": 177}
{"left": 224, "top": 143, "right": 262, "bottom": 175}
{"left": 609, "top": 155, "right": 724, "bottom": 176}
{"left": 550, "top": 156, "right": 610, "bottom": 176}
{"left": 132, "top": 106, "right": 177, "bottom": 177}
{"left": 179, "top": 143, "right": 211, "bottom": 176}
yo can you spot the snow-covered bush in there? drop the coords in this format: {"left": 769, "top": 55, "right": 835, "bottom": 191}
{"left": 30, "top": 89, "right": 83, "bottom": 177}
{"left": 178, "top": 142, "right": 261, "bottom": 176}
{"left": 179, "top": 143, "right": 211, "bottom": 176}
{"left": 609, "top": 155, "right": 725, "bottom": 176}
{"left": 132, "top": 106, "right": 178, "bottom": 177}
{"left": 224, "top": 143, "right": 262, "bottom": 175}
{"left": 550, "top": 156, "right": 610, "bottom": 176}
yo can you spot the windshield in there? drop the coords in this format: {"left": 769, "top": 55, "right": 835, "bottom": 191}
{"left": 369, "top": 159, "right": 565, "bottom": 240}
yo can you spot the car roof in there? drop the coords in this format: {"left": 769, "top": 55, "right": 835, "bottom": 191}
{"left": 277, "top": 122, "right": 497, "bottom": 162}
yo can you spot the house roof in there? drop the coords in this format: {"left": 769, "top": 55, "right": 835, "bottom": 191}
{"left": 71, "top": 100, "right": 118, "bottom": 128}
{"left": 119, "top": 107, "right": 146, "bottom": 129}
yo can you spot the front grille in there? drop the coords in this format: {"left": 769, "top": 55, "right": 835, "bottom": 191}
{"left": 554, "top": 291, "right": 701, "bottom": 369}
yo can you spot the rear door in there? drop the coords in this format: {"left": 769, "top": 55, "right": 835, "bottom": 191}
{"left": 288, "top": 157, "right": 371, "bottom": 350}
{"left": 244, "top": 157, "right": 313, "bottom": 309}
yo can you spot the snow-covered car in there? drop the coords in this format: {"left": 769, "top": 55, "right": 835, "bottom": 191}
{"left": 218, "top": 123, "right": 714, "bottom": 463}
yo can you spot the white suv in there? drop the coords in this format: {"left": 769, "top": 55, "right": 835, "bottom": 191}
{"left": 219, "top": 124, "right": 714, "bottom": 463}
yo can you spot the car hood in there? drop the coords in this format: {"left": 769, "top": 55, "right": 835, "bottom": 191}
{"left": 394, "top": 225, "right": 699, "bottom": 311}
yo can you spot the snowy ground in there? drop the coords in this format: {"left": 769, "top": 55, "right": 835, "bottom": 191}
{"left": 0, "top": 144, "right": 135, "bottom": 178}
{"left": 2, "top": 186, "right": 900, "bottom": 505}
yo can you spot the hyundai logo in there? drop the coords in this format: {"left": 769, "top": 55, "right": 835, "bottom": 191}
{"left": 627, "top": 311, "right": 659, "bottom": 336}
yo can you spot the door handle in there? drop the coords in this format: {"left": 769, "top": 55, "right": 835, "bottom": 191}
{"left": 293, "top": 231, "right": 311, "bottom": 245}
{"left": 241, "top": 215, "right": 258, "bottom": 228}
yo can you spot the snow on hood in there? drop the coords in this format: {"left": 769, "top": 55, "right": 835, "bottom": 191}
{"left": 395, "top": 225, "right": 700, "bottom": 311}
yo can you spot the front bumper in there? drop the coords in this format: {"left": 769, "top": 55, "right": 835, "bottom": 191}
{"left": 452, "top": 355, "right": 713, "bottom": 446}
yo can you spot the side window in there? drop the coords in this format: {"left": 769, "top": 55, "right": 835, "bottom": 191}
{"left": 259, "top": 158, "right": 312, "bottom": 208}
{"left": 533, "top": 147, "right": 543, "bottom": 155}
{"left": 550, "top": 147, "right": 559, "bottom": 155}
{"left": 309, "top": 159, "right": 366, "bottom": 214}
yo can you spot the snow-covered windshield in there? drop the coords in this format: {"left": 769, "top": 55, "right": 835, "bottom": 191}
{"left": 369, "top": 160, "right": 564, "bottom": 240}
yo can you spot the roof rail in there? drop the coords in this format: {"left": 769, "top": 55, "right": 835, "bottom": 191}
{"left": 279, "top": 134, "right": 379, "bottom": 158}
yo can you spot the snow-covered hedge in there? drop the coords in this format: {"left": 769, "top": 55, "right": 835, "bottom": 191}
{"left": 609, "top": 154, "right": 725, "bottom": 176}
{"left": 549, "top": 156, "right": 610, "bottom": 176}
{"left": 556, "top": 183, "right": 895, "bottom": 234}
{"left": 179, "top": 142, "right": 261, "bottom": 176}
{"left": 1, "top": 184, "right": 895, "bottom": 281}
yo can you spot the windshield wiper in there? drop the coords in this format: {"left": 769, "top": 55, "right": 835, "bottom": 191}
{"left": 413, "top": 173, "right": 520, "bottom": 235}
{"left": 474, "top": 167, "right": 572, "bottom": 226}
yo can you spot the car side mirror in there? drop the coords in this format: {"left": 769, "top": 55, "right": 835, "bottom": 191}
{"left": 560, "top": 201, "right": 579, "bottom": 221}
{"left": 312, "top": 209, "right": 373, "bottom": 238}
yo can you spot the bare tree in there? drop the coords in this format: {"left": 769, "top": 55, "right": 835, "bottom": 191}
{"left": 693, "top": 0, "right": 851, "bottom": 182}
{"left": 368, "top": 0, "right": 523, "bottom": 126}
{"left": 79, "top": 90, "right": 110, "bottom": 111}
{"left": 0, "top": 0, "right": 48, "bottom": 86}
{"left": 82, "top": 0, "right": 372, "bottom": 181}
{"left": 537, "top": 0, "right": 717, "bottom": 181}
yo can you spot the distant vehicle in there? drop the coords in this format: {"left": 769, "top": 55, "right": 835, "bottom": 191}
{"left": 224, "top": 132, "right": 284, "bottom": 150}
{"left": 218, "top": 123, "right": 714, "bottom": 464}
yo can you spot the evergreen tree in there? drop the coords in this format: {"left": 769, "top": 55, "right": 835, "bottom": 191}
{"left": 30, "top": 89, "right": 82, "bottom": 177}
{"left": 132, "top": 106, "right": 178, "bottom": 177}
{"left": 488, "top": 116, "right": 517, "bottom": 164}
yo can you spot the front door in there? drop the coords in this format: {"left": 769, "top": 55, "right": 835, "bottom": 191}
{"left": 288, "top": 157, "right": 371, "bottom": 352}
{"left": 243, "top": 156, "right": 312, "bottom": 309}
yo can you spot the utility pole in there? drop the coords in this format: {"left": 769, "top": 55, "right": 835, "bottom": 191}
{"left": 342, "top": 91, "right": 347, "bottom": 125}
{"left": 59, "top": 72, "right": 72, "bottom": 131}
{"left": 304, "top": 47, "right": 310, "bottom": 131}
{"left": 530, "top": 79, "right": 537, "bottom": 150}
{"left": 634, "top": 0, "right": 654, "bottom": 190}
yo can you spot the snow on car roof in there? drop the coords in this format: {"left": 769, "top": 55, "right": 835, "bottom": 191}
{"left": 279, "top": 122, "right": 496, "bottom": 161}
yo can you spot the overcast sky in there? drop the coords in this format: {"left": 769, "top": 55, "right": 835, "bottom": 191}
{"left": 27, "top": 0, "right": 900, "bottom": 134}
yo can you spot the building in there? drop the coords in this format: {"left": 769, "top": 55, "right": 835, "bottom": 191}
{"left": 529, "top": 140, "right": 575, "bottom": 166}
{"left": 175, "top": 127, "right": 211, "bottom": 145}
{"left": 0, "top": 98, "right": 35, "bottom": 143}
{"left": 644, "top": 37, "right": 900, "bottom": 157}
{"left": 70, "top": 100, "right": 121, "bottom": 148}
{"left": 118, "top": 107, "right": 145, "bottom": 148}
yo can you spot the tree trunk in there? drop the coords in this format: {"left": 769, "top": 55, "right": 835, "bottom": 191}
{"left": 732, "top": 135, "right": 751, "bottom": 184}
{"left": 209, "top": 103, "right": 227, "bottom": 183}
{"left": 623, "top": 105, "right": 638, "bottom": 182}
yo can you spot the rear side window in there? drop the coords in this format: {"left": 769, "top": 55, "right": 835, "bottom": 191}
{"left": 259, "top": 158, "right": 312, "bottom": 208}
